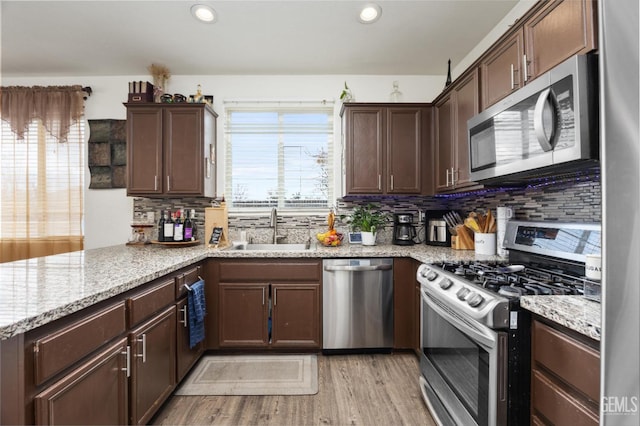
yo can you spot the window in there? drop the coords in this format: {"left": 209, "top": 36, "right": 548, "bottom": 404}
{"left": 0, "top": 119, "right": 84, "bottom": 263}
{"left": 224, "top": 103, "right": 334, "bottom": 210}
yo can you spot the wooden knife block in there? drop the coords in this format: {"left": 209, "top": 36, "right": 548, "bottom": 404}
{"left": 451, "top": 226, "right": 474, "bottom": 250}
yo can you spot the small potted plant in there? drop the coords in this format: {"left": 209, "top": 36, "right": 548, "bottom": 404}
{"left": 342, "top": 203, "right": 389, "bottom": 246}
{"left": 340, "top": 81, "right": 354, "bottom": 102}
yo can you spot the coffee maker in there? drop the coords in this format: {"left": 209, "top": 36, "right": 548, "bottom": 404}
{"left": 424, "top": 210, "right": 452, "bottom": 246}
{"left": 393, "top": 213, "right": 417, "bottom": 246}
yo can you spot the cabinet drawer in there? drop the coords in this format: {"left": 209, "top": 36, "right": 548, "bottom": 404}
{"left": 175, "top": 264, "right": 202, "bottom": 299}
{"left": 33, "top": 302, "right": 126, "bottom": 386}
{"left": 532, "top": 369, "right": 598, "bottom": 425}
{"left": 218, "top": 260, "right": 321, "bottom": 281}
{"left": 532, "top": 320, "right": 600, "bottom": 401}
{"left": 127, "top": 278, "right": 175, "bottom": 327}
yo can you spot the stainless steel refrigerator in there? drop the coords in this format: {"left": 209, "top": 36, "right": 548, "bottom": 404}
{"left": 600, "top": 0, "right": 640, "bottom": 424}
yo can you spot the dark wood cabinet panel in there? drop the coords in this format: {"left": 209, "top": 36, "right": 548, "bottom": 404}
{"left": 524, "top": 0, "right": 597, "bottom": 79}
{"left": 129, "top": 305, "right": 176, "bottom": 425}
{"left": 217, "top": 259, "right": 322, "bottom": 282}
{"left": 34, "top": 337, "right": 129, "bottom": 425}
{"left": 126, "top": 103, "right": 217, "bottom": 198}
{"left": 342, "top": 103, "right": 432, "bottom": 196}
{"left": 481, "top": 31, "right": 525, "bottom": 110}
{"left": 218, "top": 283, "right": 270, "bottom": 347}
{"left": 344, "top": 106, "right": 385, "bottom": 194}
{"left": 393, "top": 258, "right": 418, "bottom": 349}
{"left": 531, "top": 319, "right": 600, "bottom": 425}
{"left": 127, "top": 278, "right": 175, "bottom": 328}
{"left": 271, "top": 283, "right": 321, "bottom": 348}
{"left": 435, "top": 70, "right": 480, "bottom": 193}
{"left": 33, "top": 302, "right": 126, "bottom": 386}
{"left": 175, "top": 298, "right": 204, "bottom": 382}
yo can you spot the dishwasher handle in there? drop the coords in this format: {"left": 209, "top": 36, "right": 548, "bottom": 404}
{"left": 324, "top": 264, "right": 392, "bottom": 272}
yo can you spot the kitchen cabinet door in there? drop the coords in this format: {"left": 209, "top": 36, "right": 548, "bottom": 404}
{"left": 34, "top": 337, "right": 129, "bottom": 425}
{"left": 344, "top": 106, "right": 385, "bottom": 194}
{"left": 126, "top": 103, "right": 217, "bottom": 198}
{"left": 524, "top": 0, "right": 597, "bottom": 79}
{"left": 126, "top": 107, "right": 164, "bottom": 196}
{"left": 129, "top": 305, "right": 176, "bottom": 426}
{"left": 271, "top": 283, "right": 320, "bottom": 348}
{"left": 434, "top": 94, "right": 453, "bottom": 192}
{"left": 175, "top": 297, "right": 204, "bottom": 382}
{"left": 480, "top": 30, "right": 525, "bottom": 110}
{"left": 218, "top": 283, "right": 270, "bottom": 347}
{"left": 386, "top": 107, "right": 423, "bottom": 194}
{"left": 453, "top": 69, "right": 480, "bottom": 189}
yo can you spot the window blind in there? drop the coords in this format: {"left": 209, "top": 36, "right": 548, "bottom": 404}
{"left": 224, "top": 103, "right": 334, "bottom": 210}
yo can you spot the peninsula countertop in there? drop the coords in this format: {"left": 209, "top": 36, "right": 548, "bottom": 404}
{"left": 0, "top": 242, "right": 492, "bottom": 340}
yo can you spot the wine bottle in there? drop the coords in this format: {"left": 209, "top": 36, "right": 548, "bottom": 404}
{"left": 157, "top": 210, "right": 165, "bottom": 242}
{"left": 184, "top": 210, "right": 193, "bottom": 241}
{"left": 164, "top": 211, "right": 174, "bottom": 242}
{"left": 190, "top": 209, "right": 198, "bottom": 241}
{"left": 173, "top": 210, "right": 184, "bottom": 241}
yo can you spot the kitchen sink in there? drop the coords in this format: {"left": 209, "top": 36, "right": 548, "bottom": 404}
{"left": 230, "top": 243, "right": 310, "bottom": 251}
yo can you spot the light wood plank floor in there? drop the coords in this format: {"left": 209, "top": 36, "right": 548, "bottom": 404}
{"left": 152, "top": 353, "right": 436, "bottom": 426}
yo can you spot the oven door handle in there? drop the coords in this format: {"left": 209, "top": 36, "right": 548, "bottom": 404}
{"left": 421, "top": 289, "right": 497, "bottom": 350}
{"left": 419, "top": 376, "right": 446, "bottom": 426}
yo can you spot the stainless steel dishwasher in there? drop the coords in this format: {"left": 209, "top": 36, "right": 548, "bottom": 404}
{"left": 322, "top": 258, "right": 393, "bottom": 352}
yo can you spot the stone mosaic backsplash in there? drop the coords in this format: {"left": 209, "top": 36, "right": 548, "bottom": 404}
{"left": 133, "top": 171, "right": 601, "bottom": 244}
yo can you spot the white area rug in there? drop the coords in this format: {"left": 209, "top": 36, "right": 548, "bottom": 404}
{"left": 174, "top": 354, "right": 318, "bottom": 396}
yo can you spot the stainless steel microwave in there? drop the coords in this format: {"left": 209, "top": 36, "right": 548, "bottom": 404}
{"left": 467, "top": 54, "right": 599, "bottom": 184}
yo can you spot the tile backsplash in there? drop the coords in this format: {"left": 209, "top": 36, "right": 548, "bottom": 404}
{"left": 133, "top": 171, "right": 601, "bottom": 244}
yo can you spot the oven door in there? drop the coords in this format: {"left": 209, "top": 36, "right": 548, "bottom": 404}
{"left": 419, "top": 286, "right": 508, "bottom": 426}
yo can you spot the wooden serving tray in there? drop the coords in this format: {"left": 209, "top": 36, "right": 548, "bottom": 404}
{"left": 150, "top": 240, "right": 200, "bottom": 247}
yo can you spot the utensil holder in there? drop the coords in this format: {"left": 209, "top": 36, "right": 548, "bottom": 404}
{"left": 474, "top": 233, "right": 496, "bottom": 255}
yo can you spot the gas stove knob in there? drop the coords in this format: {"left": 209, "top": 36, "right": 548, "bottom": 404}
{"left": 425, "top": 270, "right": 438, "bottom": 281}
{"left": 439, "top": 278, "right": 453, "bottom": 290}
{"left": 456, "top": 287, "right": 470, "bottom": 300}
{"left": 467, "top": 292, "right": 484, "bottom": 307}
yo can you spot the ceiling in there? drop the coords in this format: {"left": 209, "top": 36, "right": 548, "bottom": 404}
{"left": 1, "top": 0, "right": 520, "bottom": 77}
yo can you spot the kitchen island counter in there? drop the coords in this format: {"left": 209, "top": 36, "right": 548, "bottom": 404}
{"left": 0, "top": 243, "right": 499, "bottom": 340}
{"left": 521, "top": 295, "right": 601, "bottom": 341}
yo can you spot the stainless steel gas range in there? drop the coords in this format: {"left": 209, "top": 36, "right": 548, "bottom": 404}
{"left": 417, "top": 220, "right": 601, "bottom": 426}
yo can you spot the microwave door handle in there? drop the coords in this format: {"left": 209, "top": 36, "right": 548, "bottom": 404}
{"left": 533, "top": 88, "right": 556, "bottom": 152}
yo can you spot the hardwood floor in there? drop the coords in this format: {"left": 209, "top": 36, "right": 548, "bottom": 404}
{"left": 152, "top": 353, "right": 436, "bottom": 425}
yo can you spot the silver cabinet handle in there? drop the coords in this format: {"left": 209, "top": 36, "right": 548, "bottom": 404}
{"left": 523, "top": 54, "right": 529, "bottom": 82}
{"left": 450, "top": 167, "right": 456, "bottom": 186}
{"left": 262, "top": 287, "right": 265, "bottom": 305}
{"left": 510, "top": 64, "right": 515, "bottom": 90}
{"left": 390, "top": 175, "right": 394, "bottom": 191}
{"left": 154, "top": 175, "right": 158, "bottom": 191}
{"left": 445, "top": 168, "right": 450, "bottom": 187}
{"left": 273, "top": 288, "right": 277, "bottom": 306}
{"left": 180, "top": 306, "right": 188, "bottom": 328}
{"left": 166, "top": 176, "right": 170, "bottom": 192}
{"left": 533, "top": 87, "right": 556, "bottom": 152}
{"left": 377, "top": 175, "right": 382, "bottom": 190}
{"left": 121, "top": 345, "right": 131, "bottom": 378}
{"left": 324, "top": 264, "right": 393, "bottom": 272}
{"left": 136, "top": 334, "right": 147, "bottom": 363}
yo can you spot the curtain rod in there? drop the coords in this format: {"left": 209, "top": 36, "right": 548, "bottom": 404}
{"left": 223, "top": 98, "right": 333, "bottom": 105}
{"left": 82, "top": 86, "right": 92, "bottom": 99}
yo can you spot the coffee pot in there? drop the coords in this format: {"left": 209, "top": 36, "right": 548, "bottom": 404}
{"left": 392, "top": 213, "right": 417, "bottom": 246}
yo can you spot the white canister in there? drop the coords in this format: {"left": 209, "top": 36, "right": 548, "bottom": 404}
{"left": 585, "top": 254, "right": 602, "bottom": 281}
{"left": 474, "top": 233, "right": 497, "bottom": 255}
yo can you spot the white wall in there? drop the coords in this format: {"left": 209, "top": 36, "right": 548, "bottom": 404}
{"left": 3, "top": 74, "right": 444, "bottom": 249}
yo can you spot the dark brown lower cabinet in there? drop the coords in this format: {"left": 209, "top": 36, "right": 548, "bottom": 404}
{"left": 271, "top": 283, "right": 320, "bottom": 348}
{"left": 393, "top": 258, "right": 418, "bottom": 349}
{"left": 218, "top": 283, "right": 270, "bottom": 347}
{"left": 34, "top": 337, "right": 129, "bottom": 425}
{"left": 175, "top": 297, "right": 204, "bottom": 382}
{"left": 129, "top": 305, "right": 176, "bottom": 425}
{"left": 531, "top": 319, "right": 600, "bottom": 425}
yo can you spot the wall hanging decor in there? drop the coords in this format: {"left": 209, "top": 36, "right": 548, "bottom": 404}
{"left": 88, "top": 119, "right": 126, "bottom": 188}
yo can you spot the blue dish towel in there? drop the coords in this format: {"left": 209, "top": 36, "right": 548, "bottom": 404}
{"left": 187, "top": 279, "right": 206, "bottom": 348}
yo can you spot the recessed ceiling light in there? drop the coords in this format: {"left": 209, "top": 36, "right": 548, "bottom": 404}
{"left": 359, "top": 4, "right": 382, "bottom": 24}
{"left": 191, "top": 4, "right": 217, "bottom": 23}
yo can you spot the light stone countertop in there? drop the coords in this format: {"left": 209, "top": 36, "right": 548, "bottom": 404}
{"left": 2, "top": 241, "right": 600, "bottom": 341}
{"left": 0, "top": 242, "right": 490, "bottom": 340}
{"left": 520, "top": 295, "right": 602, "bottom": 341}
